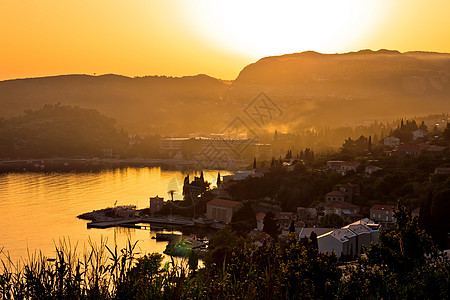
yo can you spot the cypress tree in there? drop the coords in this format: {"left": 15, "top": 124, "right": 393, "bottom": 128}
{"left": 216, "top": 172, "right": 221, "bottom": 186}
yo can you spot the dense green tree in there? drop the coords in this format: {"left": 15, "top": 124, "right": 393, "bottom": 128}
{"left": 203, "top": 226, "right": 246, "bottom": 268}
{"left": 342, "top": 204, "right": 449, "bottom": 299}
{"left": 231, "top": 202, "right": 256, "bottom": 228}
{"left": 262, "top": 212, "right": 278, "bottom": 239}
{"left": 0, "top": 105, "right": 129, "bottom": 158}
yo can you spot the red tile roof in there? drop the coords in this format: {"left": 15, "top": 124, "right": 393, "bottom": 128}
{"left": 207, "top": 198, "right": 242, "bottom": 208}
{"left": 256, "top": 212, "right": 266, "bottom": 221}
{"left": 326, "top": 191, "right": 345, "bottom": 197}
{"left": 396, "top": 144, "right": 422, "bottom": 152}
{"left": 370, "top": 204, "right": 395, "bottom": 211}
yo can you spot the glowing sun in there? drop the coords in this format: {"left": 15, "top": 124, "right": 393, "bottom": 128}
{"left": 179, "top": 0, "right": 387, "bottom": 58}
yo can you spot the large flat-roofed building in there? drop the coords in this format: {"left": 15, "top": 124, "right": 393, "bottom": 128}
{"left": 206, "top": 198, "right": 242, "bottom": 224}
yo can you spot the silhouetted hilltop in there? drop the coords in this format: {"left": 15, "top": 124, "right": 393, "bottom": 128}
{"left": 229, "top": 50, "right": 450, "bottom": 128}
{"left": 0, "top": 105, "right": 128, "bottom": 158}
{"left": 1, "top": 50, "right": 450, "bottom": 135}
{"left": 0, "top": 74, "right": 230, "bottom": 135}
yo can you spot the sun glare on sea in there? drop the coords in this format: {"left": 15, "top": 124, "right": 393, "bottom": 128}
{"left": 179, "top": 0, "right": 387, "bottom": 58}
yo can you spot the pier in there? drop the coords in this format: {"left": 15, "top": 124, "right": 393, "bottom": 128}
{"left": 86, "top": 216, "right": 195, "bottom": 229}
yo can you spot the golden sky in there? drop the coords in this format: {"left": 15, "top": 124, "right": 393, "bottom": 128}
{"left": 1, "top": 0, "right": 450, "bottom": 81}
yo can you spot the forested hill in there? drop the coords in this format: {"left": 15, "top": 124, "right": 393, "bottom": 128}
{"left": 0, "top": 74, "right": 231, "bottom": 135}
{"left": 0, "top": 105, "right": 129, "bottom": 158}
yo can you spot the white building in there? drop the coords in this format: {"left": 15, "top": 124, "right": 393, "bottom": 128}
{"left": 384, "top": 136, "right": 401, "bottom": 147}
{"left": 326, "top": 161, "right": 360, "bottom": 175}
{"left": 317, "top": 228, "right": 357, "bottom": 258}
{"left": 413, "top": 129, "right": 427, "bottom": 140}
{"left": 365, "top": 165, "right": 382, "bottom": 175}
{"left": 317, "top": 218, "right": 380, "bottom": 258}
{"left": 234, "top": 171, "right": 254, "bottom": 180}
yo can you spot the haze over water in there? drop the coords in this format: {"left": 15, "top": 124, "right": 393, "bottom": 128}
{"left": 0, "top": 167, "right": 229, "bottom": 261}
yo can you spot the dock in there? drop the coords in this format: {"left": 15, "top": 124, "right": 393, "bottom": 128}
{"left": 86, "top": 216, "right": 195, "bottom": 229}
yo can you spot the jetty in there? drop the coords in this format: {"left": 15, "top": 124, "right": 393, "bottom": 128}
{"left": 85, "top": 216, "right": 194, "bottom": 229}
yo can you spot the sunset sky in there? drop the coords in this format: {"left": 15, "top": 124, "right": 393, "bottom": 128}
{"left": 1, "top": 0, "right": 450, "bottom": 81}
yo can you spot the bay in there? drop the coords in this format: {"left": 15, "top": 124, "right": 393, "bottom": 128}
{"left": 0, "top": 167, "right": 229, "bottom": 262}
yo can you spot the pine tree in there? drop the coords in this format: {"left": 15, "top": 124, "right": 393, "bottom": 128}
{"left": 253, "top": 157, "right": 257, "bottom": 169}
{"left": 368, "top": 135, "right": 372, "bottom": 153}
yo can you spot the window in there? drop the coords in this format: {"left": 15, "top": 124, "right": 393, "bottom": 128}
{"left": 221, "top": 209, "right": 227, "bottom": 222}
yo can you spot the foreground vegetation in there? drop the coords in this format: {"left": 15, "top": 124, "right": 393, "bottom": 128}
{"left": 1, "top": 206, "right": 448, "bottom": 299}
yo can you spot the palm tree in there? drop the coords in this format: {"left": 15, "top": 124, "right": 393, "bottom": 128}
{"left": 167, "top": 190, "right": 176, "bottom": 202}
{"left": 167, "top": 190, "right": 176, "bottom": 220}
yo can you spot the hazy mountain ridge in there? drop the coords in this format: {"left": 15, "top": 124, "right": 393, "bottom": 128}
{"left": 0, "top": 74, "right": 230, "bottom": 135}
{"left": 229, "top": 50, "right": 450, "bottom": 129}
{"left": 1, "top": 50, "right": 450, "bottom": 135}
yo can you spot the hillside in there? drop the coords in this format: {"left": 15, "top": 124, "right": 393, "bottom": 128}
{"left": 229, "top": 50, "right": 450, "bottom": 130}
{"left": 1, "top": 50, "right": 450, "bottom": 136}
{"left": 0, "top": 74, "right": 231, "bottom": 135}
{"left": 0, "top": 105, "right": 128, "bottom": 158}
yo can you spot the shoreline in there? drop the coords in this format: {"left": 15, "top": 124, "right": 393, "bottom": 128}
{"left": 0, "top": 157, "right": 226, "bottom": 173}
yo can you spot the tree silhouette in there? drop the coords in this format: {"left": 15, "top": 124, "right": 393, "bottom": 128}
{"left": 167, "top": 190, "right": 176, "bottom": 202}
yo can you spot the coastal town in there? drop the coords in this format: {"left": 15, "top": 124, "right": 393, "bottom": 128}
{"left": 76, "top": 119, "right": 450, "bottom": 259}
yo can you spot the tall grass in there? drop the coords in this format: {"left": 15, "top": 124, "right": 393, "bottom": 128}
{"left": 0, "top": 237, "right": 192, "bottom": 299}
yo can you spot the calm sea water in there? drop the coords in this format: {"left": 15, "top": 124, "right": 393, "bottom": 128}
{"left": 0, "top": 167, "right": 229, "bottom": 262}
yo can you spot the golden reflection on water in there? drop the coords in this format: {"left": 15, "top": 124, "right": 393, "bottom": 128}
{"left": 0, "top": 167, "right": 229, "bottom": 262}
